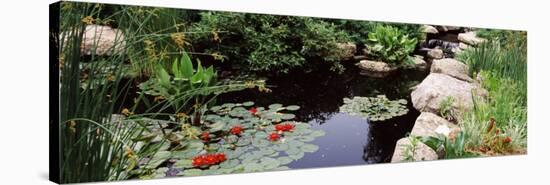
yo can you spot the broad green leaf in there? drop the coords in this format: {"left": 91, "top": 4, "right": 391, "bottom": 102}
{"left": 173, "top": 159, "right": 193, "bottom": 168}
{"left": 180, "top": 52, "right": 193, "bottom": 78}
{"left": 208, "top": 122, "right": 226, "bottom": 132}
{"left": 181, "top": 169, "right": 202, "bottom": 176}
{"left": 276, "top": 156, "right": 293, "bottom": 165}
{"left": 288, "top": 152, "right": 305, "bottom": 160}
{"left": 286, "top": 105, "right": 300, "bottom": 111}
{"left": 260, "top": 157, "right": 280, "bottom": 170}
{"left": 144, "top": 151, "right": 171, "bottom": 169}
{"left": 301, "top": 143, "right": 319, "bottom": 153}
{"left": 310, "top": 130, "right": 326, "bottom": 137}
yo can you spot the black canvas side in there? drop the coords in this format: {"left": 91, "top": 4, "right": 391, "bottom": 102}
{"left": 49, "top": 1, "right": 61, "bottom": 184}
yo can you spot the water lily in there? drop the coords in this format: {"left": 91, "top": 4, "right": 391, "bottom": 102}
{"left": 192, "top": 153, "right": 226, "bottom": 167}
{"left": 230, "top": 125, "right": 243, "bottom": 135}
{"left": 268, "top": 132, "right": 281, "bottom": 142}
{"left": 275, "top": 123, "right": 295, "bottom": 132}
{"left": 200, "top": 132, "right": 210, "bottom": 142}
{"left": 249, "top": 107, "right": 258, "bottom": 115}
{"left": 435, "top": 125, "right": 451, "bottom": 137}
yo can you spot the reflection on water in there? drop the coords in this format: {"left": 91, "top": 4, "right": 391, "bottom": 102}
{"left": 217, "top": 64, "right": 427, "bottom": 167}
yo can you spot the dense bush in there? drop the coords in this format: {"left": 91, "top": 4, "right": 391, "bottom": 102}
{"left": 457, "top": 31, "right": 527, "bottom": 155}
{"left": 331, "top": 20, "right": 424, "bottom": 44}
{"left": 365, "top": 25, "right": 418, "bottom": 65}
{"left": 190, "top": 12, "right": 352, "bottom": 74}
{"left": 476, "top": 29, "right": 527, "bottom": 51}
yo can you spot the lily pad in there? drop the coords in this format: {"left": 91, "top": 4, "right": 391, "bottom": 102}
{"left": 286, "top": 105, "right": 300, "bottom": 111}
{"left": 301, "top": 143, "right": 319, "bottom": 153}
{"left": 144, "top": 151, "right": 171, "bottom": 169}
{"left": 340, "top": 95, "right": 409, "bottom": 122}
{"left": 268, "top": 103, "right": 283, "bottom": 110}
{"left": 181, "top": 169, "right": 203, "bottom": 176}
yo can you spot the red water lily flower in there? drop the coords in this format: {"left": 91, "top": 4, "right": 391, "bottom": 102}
{"left": 200, "top": 132, "right": 210, "bottom": 142}
{"left": 230, "top": 125, "right": 243, "bottom": 135}
{"left": 275, "top": 123, "right": 295, "bottom": 132}
{"left": 268, "top": 132, "right": 281, "bottom": 142}
{"left": 192, "top": 153, "right": 227, "bottom": 167}
{"left": 249, "top": 107, "right": 258, "bottom": 115}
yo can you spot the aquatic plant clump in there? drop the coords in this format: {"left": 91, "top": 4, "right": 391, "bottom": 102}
{"left": 127, "top": 102, "right": 325, "bottom": 178}
{"left": 339, "top": 95, "right": 409, "bottom": 121}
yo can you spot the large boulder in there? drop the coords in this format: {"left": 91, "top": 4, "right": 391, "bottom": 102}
{"left": 436, "top": 26, "right": 461, "bottom": 32}
{"left": 411, "top": 112, "right": 460, "bottom": 138}
{"left": 80, "top": 25, "right": 126, "bottom": 56}
{"left": 422, "top": 25, "right": 439, "bottom": 34}
{"left": 335, "top": 42, "right": 357, "bottom": 60}
{"left": 411, "top": 73, "right": 486, "bottom": 115}
{"left": 458, "top": 42, "right": 472, "bottom": 50}
{"left": 427, "top": 48, "right": 444, "bottom": 59}
{"left": 458, "top": 32, "right": 486, "bottom": 46}
{"left": 391, "top": 137, "right": 438, "bottom": 163}
{"left": 411, "top": 55, "right": 427, "bottom": 70}
{"left": 430, "top": 58, "right": 473, "bottom": 82}
{"left": 357, "top": 60, "right": 397, "bottom": 78}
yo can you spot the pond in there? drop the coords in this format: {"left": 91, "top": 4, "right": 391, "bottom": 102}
{"left": 216, "top": 63, "right": 428, "bottom": 168}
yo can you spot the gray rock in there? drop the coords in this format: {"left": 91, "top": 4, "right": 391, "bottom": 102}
{"left": 411, "top": 112, "right": 460, "bottom": 138}
{"left": 412, "top": 55, "right": 427, "bottom": 70}
{"left": 459, "top": 42, "right": 472, "bottom": 50}
{"left": 423, "top": 25, "right": 439, "bottom": 34}
{"left": 427, "top": 48, "right": 444, "bottom": 59}
{"left": 391, "top": 137, "right": 438, "bottom": 163}
{"left": 78, "top": 25, "right": 126, "bottom": 56}
{"left": 335, "top": 42, "right": 357, "bottom": 60}
{"left": 357, "top": 60, "right": 397, "bottom": 78}
{"left": 458, "top": 32, "right": 486, "bottom": 46}
{"left": 430, "top": 58, "right": 473, "bottom": 82}
{"left": 352, "top": 55, "right": 368, "bottom": 60}
{"left": 411, "top": 73, "right": 486, "bottom": 115}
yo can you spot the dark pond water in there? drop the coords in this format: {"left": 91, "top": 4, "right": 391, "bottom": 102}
{"left": 216, "top": 63, "right": 428, "bottom": 168}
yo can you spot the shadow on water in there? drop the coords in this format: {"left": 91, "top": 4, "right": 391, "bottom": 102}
{"left": 217, "top": 63, "right": 428, "bottom": 167}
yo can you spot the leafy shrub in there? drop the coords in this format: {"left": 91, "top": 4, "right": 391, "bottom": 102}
{"left": 365, "top": 25, "right": 417, "bottom": 65}
{"left": 460, "top": 71, "right": 527, "bottom": 155}
{"left": 190, "top": 12, "right": 352, "bottom": 74}
{"left": 456, "top": 39, "right": 526, "bottom": 102}
{"left": 331, "top": 20, "right": 424, "bottom": 44}
{"left": 438, "top": 96, "right": 456, "bottom": 122}
{"left": 476, "top": 29, "right": 527, "bottom": 51}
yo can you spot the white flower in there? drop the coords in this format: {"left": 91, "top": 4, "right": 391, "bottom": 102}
{"left": 435, "top": 125, "right": 451, "bottom": 137}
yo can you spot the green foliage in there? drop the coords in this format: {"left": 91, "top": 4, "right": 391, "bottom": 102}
{"left": 460, "top": 72, "right": 527, "bottom": 154}
{"left": 365, "top": 25, "right": 417, "bottom": 65}
{"left": 191, "top": 12, "right": 351, "bottom": 73}
{"left": 339, "top": 95, "right": 409, "bottom": 121}
{"left": 127, "top": 102, "right": 325, "bottom": 178}
{"left": 331, "top": 20, "right": 424, "bottom": 44}
{"left": 138, "top": 51, "right": 266, "bottom": 112}
{"left": 59, "top": 2, "right": 145, "bottom": 183}
{"left": 443, "top": 132, "right": 479, "bottom": 159}
{"left": 456, "top": 29, "right": 527, "bottom": 155}
{"left": 438, "top": 96, "right": 456, "bottom": 122}
{"left": 419, "top": 133, "right": 478, "bottom": 159}
{"left": 402, "top": 135, "right": 420, "bottom": 162}
{"left": 476, "top": 29, "right": 527, "bottom": 51}
{"left": 457, "top": 36, "right": 527, "bottom": 91}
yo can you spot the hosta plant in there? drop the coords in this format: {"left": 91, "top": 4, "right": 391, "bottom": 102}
{"left": 365, "top": 25, "right": 417, "bottom": 66}
{"left": 339, "top": 95, "right": 408, "bottom": 121}
{"left": 126, "top": 102, "right": 325, "bottom": 178}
